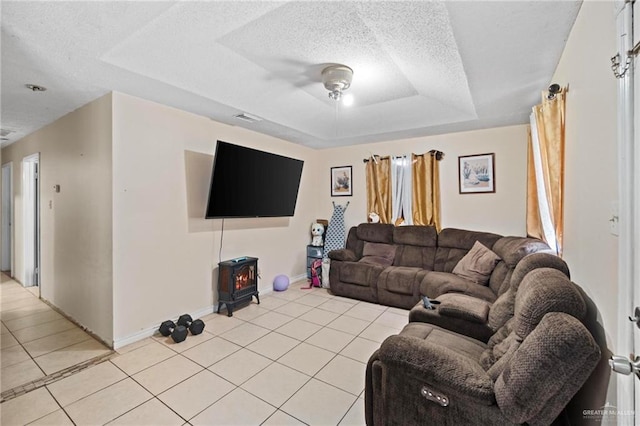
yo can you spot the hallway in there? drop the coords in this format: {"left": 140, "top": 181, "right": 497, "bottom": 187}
{"left": 0, "top": 274, "right": 112, "bottom": 398}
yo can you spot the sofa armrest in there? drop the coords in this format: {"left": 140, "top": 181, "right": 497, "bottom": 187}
{"left": 379, "top": 335, "right": 495, "bottom": 405}
{"left": 328, "top": 249, "right": 358, "bottom": 262}
{"left": 436, "top": 294, "right": 491, "bottom": 324}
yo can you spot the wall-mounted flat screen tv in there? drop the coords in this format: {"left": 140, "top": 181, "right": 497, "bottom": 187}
{"left": 205, "top": 141, "right": 304, "bottom": 218}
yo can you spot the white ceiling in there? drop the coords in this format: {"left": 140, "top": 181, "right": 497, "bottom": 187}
{"left": 1, "top": 1, "right": 582, "bottom": 149}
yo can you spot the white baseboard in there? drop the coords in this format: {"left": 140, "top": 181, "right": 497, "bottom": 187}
{"left": 290, "top": 273, "right": 307, "bottom": 283}
{"left": 112, "top": 305, "right": 217, "bottom": 350}
{"left": 112, "top": 275, "right": 307, "bottom": 350}
{"left": 112, "top": 274, "right": 307, "bottom": 350}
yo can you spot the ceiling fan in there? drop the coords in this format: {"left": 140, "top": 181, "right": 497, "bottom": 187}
{"left": 321, "top": 64, "right": 353, "bottom": 101}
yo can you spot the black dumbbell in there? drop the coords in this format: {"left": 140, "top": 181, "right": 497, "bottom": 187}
{"left": 177, "top": 314, "right": 205, "bottom": 335}
{"left": 158, "top": 320, "right": 188, "bottom": 343}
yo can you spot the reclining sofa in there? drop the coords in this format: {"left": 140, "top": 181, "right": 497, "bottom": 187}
{"left": 328, "top": 223, "right": 551, "bottom": 310}
{"left": 365, "top": 268, "right": 602, "bottom": 425}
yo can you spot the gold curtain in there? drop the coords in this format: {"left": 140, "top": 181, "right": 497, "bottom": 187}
{"left": 412, "top": 152, "right": 441, "bottom": 231}
{"left": 527, "top": 90, "right": 566, "bottom": 255}
{"left": 365, "top": 157, "right": 392, "bottom": 223}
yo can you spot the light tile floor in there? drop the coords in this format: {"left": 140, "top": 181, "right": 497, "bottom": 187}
{"left": 1, "top": 277, "right": 409, "bottom": 425}
{"left": 0, "top": 274, "right": 112, "bottom": 395}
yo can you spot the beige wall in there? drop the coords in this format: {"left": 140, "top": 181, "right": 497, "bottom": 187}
{"left": 553, "top": 1, "right": 618, "bottom": 347}
{"left": 551, "top": 0, "right": 618, "bottom": 407}
{"left": 111, "top": 93, "right": 319, "bottom": 346}
{"left": 1, "top": 94, "right": 113, "bottom": 343}
{"left": 317, "top": 125, "right": 529, "bottom": 237}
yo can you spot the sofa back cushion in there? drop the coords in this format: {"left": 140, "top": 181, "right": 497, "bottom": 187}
{"left": 480, "top": 268, "right": 586, "bottom": 373}
{"left": 345, "top": 226, "right": 364, "bottom": 258}
{"left": 392, "top": 225, "right": 437, "bottom": 247}
{"left": 487, "top": 236, "right": 553, "bottom": 295}
{"left": 487, "top": 253, "right": 570, "bottom": 331}
{"left": 434, "top": 228, "right": 502, "bottom": 272}
{"left": 451, "top": 241, "right": 501, "bottom": 285}
{"left": 360, "top": 242, "right": 397, "bottom": 267}
{"left": 356, "top": 223, "right": 394, "bottom": 243}
{"left": 393, "top": 225, "right": 437, "bottom": 269}
{"left": 513, "top": 268, "right": 586, "bottom": 338}
{"left": 346, "top": 224, "right": 395, "bottom": 259}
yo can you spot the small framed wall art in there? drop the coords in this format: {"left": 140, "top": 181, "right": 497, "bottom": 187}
{"left": 458, "top": 153, "right": 495, "bottom": 194}
{"left": 331, "top": 166, "right": 353, "bottom": 196}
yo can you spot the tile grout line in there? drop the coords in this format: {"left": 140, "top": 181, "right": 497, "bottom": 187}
{"left": 5, "top": 288, "right": 402, "bottom": 425}
{"left": 41, "top": 382, "right": 75, "bottom": 426}
{"left": 1, "top": 318, "right": 50, "bottom": 380}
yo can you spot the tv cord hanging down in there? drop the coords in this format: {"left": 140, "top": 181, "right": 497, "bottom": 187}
{"left": 219, "top": 218, "right": 224, "bottom": 264}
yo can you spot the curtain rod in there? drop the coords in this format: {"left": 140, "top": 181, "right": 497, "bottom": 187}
{"left": 363, "top": 150, "right": 444, "bottom": 163}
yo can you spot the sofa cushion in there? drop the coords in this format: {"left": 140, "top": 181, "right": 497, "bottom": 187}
{"left": 452, "top": 241, "right": 501, "bottom": 285}
{"left": 360, "top": 242, "right": 396, "bottom": 266}
{"left": 513, "top": 268, "right": 586, "bottom": 338}
{"left": 379, "top": 266, "right": 424, "bottom": 296}
{"left": 409, "top": 300, "right": 495, "bottom": 343}
{"left": 488, "top": 262, "right": 512, "bottom": 296}
{"left": 359, "top": 256, "right": 393, "bottom": 267}
{"left": 328, "top": 249, "right": 358, "bottom": 262}
{"left": 436, "top": 293, "right": 491, "bottom": 324}
{"left": 399, "top": 322, "right": 488, "bottom": 361}
{"left": 434, "top": 228, "right": 502, "bottom": 272}
{"left": 392, "top": 225, "right": 437, "bottom": 247}
{"left": 491, "top": 237, "right": 552, "bottom": 268}
{"left": 487, "top": 253, "right": 570, "bottom": 331}
{"left": 480, "top": 330, "right": 521, "bottom": 375}
{"left": 345, "top": 226, "right": 364, "bottom": 258}
{"left": 420, "top": 271, "right": 498, "bottom": 302}
{"left": 356, "top": 223, "right": 394, "bottom": 243}
{"left": 394, "top": 245, "right": 437, "bottom": 269}
{"left": 340, "top": 262, "right": 385, "bottom": 286}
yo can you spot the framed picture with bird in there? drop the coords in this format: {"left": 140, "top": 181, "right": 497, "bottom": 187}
{"left": 330, "top": 166, "right": 353, "bottom": 196}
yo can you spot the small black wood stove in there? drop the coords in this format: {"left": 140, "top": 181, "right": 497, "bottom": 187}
{"left": 217, "top": 257, "right": 260, "bottom": 317}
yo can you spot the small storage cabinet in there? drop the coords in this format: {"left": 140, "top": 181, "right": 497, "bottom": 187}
{"left": 306, "top": 245, "right": 323, "bottom": 279}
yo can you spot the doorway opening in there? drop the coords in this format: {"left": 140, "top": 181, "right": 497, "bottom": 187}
{"left": 22, "top": 153, "right": 40, "bottom": 288}
{"left": 2, "top": 162, "right": 13, "bottom": 276}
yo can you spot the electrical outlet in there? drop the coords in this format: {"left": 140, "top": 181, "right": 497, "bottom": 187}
{"left": 610, "top": 201, "right": 619, "bottom": 236}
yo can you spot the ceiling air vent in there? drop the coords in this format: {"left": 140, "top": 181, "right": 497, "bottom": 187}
{"left": 233, "top": 113, "right": 263, "bottom": 123}
{"left": 0, "top": 128, "right": 14, "bottom": 137}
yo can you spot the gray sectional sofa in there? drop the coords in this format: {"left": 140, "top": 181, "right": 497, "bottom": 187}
{"left": 328, "top": 223, "right": 552, "bottom": 311}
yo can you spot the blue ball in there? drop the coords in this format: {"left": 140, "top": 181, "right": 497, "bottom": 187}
{"left": 273, "top": 274, "right": 290, "bottom": 291}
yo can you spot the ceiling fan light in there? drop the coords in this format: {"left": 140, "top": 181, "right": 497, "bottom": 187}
{"left": 322, "top": 64, "right": 353, "bottom": 101}
{"left": 328, "top": 90, "right": 342, "bottom": 101}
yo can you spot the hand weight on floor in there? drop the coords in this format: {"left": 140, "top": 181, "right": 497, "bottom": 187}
{"left": 177, "top": 314, "right": 205, "bottom": 335}
{"left": 158, "top": 320, "right": 188, "bottom": 343}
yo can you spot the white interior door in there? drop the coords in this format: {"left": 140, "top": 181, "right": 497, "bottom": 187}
{"left": 633, "top": 0, "right": 640, "bottom": 418}
{"left": 22, "top": 154, "right": 40, "bottom": 287}
{"left": 612, "top": 1, "right": 639, "bottom": 424}
{"left": 2, "top": 162, "right": 13, "bottom": 274}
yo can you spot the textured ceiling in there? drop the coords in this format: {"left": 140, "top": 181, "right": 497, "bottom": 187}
{"left": 0, "top": 1, "right": 582, "bottom": 149}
